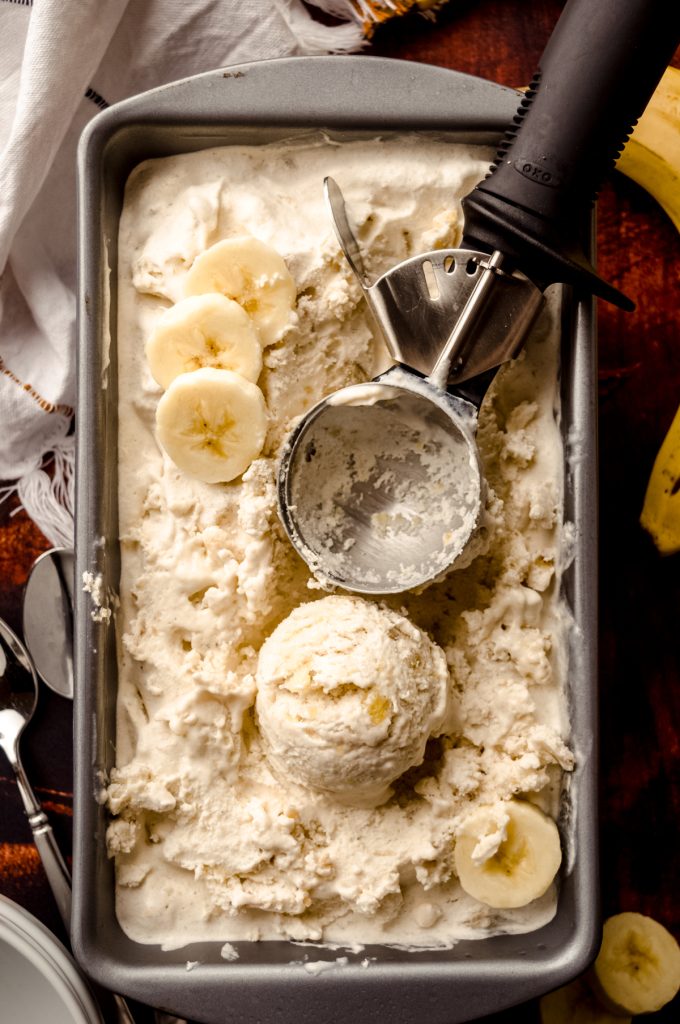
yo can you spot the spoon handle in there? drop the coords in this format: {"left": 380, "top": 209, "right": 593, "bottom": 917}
{"left": 15, "top": 758, "right": 139, "bottom": 1024}
{"left": 14, "top": 757, "right": 72, "bottom": 928}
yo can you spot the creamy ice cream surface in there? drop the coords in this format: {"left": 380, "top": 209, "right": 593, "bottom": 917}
{"left": 111, "top": 135, "right": 574, "bottom": 949}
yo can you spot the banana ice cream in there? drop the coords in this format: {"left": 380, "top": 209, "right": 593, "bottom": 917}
{"left": 110, "top": 134, "right": 574, "bottom": 949}
{"left": 256, "top": 596, "right": 449, "bottom": 807}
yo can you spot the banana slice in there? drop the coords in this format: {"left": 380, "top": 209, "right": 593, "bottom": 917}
{"left": 146, "top": 293, "right": 262, "bottom": 390}
{"left": 540, "top": 979, "right": 630, "bottom": 1024}
{"left": 592, "top": 912, "right": 680, "bottom": 1015}
{"left": 183, "top": 236, "right": 296, "bottom": 347}
{"left": 155, "top": 367, "right": 267, "bottom": 484}
{"left": 453, "top": 799, "right": 562, "bottom": 909}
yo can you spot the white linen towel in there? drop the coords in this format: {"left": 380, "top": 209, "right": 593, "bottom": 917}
{"left": 0, "top": 0, "right": 366, "bottom": 546}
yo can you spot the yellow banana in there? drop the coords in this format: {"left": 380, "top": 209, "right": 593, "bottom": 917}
{"left": 630, "top": 67, "right": 680, "bottom": 552}
{"left": 617, "top": 66, "right": 680, "bottom": 231}
{"left": 641, "top": 401, "right": 680, "bottom": 553}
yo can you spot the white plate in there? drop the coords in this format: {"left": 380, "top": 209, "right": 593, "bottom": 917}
{"left": 0, "top": 894, "right": 102, "bottom": 1024}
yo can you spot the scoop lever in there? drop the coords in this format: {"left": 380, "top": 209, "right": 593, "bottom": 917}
{"left": 324, "top": 176, "right": 543, "bottom": 393}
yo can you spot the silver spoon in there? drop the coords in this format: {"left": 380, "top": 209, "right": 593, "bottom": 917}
{"left": 0, "top": 615, "right": 136, "bottom": 1024}
{"left": 22, "top": 547, "right": 74, "bottom": 699}
{"left": 20, "top": 560, "right": 187, "bottom": 1024}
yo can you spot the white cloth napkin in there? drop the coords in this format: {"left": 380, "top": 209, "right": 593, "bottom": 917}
{"left": 0, "top": 0, "right": 363, "bottom": 546}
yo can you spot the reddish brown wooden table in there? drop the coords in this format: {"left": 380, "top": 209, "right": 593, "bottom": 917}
{"left": 1, "top": 1, "right": 678, "bottom": 1020}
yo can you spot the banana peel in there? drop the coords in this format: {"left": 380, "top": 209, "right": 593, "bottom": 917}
{"left": 626, "top": 67, "right": 680, "bottom": 553}
{"left": 617, "top": 66, "right": 680, "bottom": 232}
{"left": 641, "top": 404, "right": 680, "bottom": 554}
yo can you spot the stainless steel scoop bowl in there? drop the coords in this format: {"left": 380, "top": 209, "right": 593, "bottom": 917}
{"left": 277, "top": 180, "right": 544, "bottom": 594}
{"left": 278, "top": 369, "right": 482, "bottom": 594}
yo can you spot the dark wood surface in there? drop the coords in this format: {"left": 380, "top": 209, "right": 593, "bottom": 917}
{"left": 1, "top": 1, "right": 678, "bottom": 1020}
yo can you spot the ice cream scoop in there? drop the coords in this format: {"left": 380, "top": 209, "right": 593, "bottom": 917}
{"left": 278, "top": 0, "right": 679, "bottom": 594}
{"left": 277, "top": 239, "right": 535, "bottom": 594}
{"left": 255, "top": 596, "right": 449, "bottom": 807}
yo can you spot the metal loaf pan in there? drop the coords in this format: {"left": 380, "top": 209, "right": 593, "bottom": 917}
{"left": 74, "top": 56, "right": 599, "bottom": 1024}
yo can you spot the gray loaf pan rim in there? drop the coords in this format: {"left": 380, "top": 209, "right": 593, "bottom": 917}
{"left": 73, "top": 55, "right": 599, "bottom": 1024}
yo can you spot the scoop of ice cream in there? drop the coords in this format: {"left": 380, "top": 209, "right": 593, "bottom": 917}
{"left": 255, "top": 595, "right": 449, "bottom": 807}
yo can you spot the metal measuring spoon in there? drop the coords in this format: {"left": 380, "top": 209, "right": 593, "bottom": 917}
{"left": 22, "top": 548, "right": 74, "bottom": 700}
{"left": 0, "top": 616, "right": 137, "bottom": 1023}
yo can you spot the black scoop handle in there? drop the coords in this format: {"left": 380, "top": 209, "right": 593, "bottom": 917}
{"left": 462, "top": 0, "right": 680, "bottom": 309}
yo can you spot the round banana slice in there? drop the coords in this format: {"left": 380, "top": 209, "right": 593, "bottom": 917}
{"left": 592, "top": 912, "right": 680, "bottom": 1015}
{"left": 453, "top": 799, "right": 562, "bottom": 909}
{"left": 183, "top": 236, "right": 296, "bottom": 347}
{"left": 146, "top": 293, "right": 262, "bottom": 390}
{"left": 155, "top": 367, "right": 267, "bottom": 484}
{"left": 540, "top": 979, "right": 630, "bottom": 1024}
